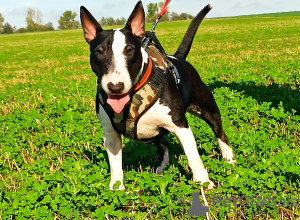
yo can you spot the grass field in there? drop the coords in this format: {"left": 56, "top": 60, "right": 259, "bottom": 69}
{"left": 1, "top": 13, "right": 300, "bottom": 219}
{"left": 235, "top": 11, "right": 300, "bottom": 18}
{"left": 216, "top": 11, "right": 300, "bottom": 19}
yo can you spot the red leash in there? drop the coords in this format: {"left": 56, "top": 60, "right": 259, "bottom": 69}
{"left": 159, "top": 0, "right": 171, "bottom": 17}
{"left": 143, "top": 0, "right": 172, "bottom": 48}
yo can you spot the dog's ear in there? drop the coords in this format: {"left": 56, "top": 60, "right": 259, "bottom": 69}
{"left": 80, "top": 6, "right": 103, "bottom": 44}
{"left": 125, "top": 1, "right": 145, "bottom": 38}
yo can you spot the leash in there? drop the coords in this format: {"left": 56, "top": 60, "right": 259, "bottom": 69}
{"left": 144, "top": 31, "right": 181, "bottom": 85}
{"left": 143, "top": 0, "right": 171, "bottom": 48}
{"left": 142, "top": 0, "right": 181, "bottom": 86}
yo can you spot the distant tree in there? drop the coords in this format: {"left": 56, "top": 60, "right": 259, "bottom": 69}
{"left": 170, "top": 12, "right": 184, "bottom": 21}
{"left": 106, "top": 17, "right": 116, "bottom": 26}
{"left": 115, "top": 17, "right": 126, "bottom": 25}
{"left": 147, "top": 3, "right": 159, "bottom": 17}
{"left": 146, "top": 2, "right": 170, "bottom": 23}
{"left": 99, "top": 17, "right": 125, "bottom": 27}
{"left": 35, "top": 9, "right": 43, "bottom": 26}
{"left": 180, "top": 13, "right": 194, "bottom": 20}
{"left": 16, "top": 28, "right": 27, "bottom": 33}
{"left": 115, "top": 18, "right": 122, "bottom": 25}
{"left": 100, "top": 17, "right": 108, "bottom": 26}
{"left": 26, "top": 8, "right": 35, "bottom": 31}
{"left": 170, "top": 12, "right": 194, "bottom": 21}
{"left": 45, "top": 22, "right": 54, "bottom": 31}
{"left": 146, "top": 3, "right": 159, "bottom": 23}
{"left": 58, "top": 10, "right": 80, "bottom": 29}
{"left": 26, "top": 8, "right": 43, "bottom": 31}
{"left": 3, "top": 22, "right": 14, "bottom": 34}
{"left": 0, "top": 13, "right": 5, "bottom": 34}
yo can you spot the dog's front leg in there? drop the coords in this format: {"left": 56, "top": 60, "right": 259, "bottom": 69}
{"left": 174, "top": 126, "right": 215, "bottom": 190}
{"left": 98, "top": 105, "right": 125, "bottom": 190}
{"left": 104, "top": 131, "right": 124, "bottom": 190}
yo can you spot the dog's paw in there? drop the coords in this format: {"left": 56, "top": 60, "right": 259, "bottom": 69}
{"left": 109, "top": 181, "right": 125, "bottom": 191}
{"left": 157, "top": 166, "right": 164, "bottom": 175}
{"left": 218, "top": 139, "right": 236, "bottom": 166}
{"left": 109, "top": 184, "right": 125, "bottom": 191}
{"left": 205, "top": 180, "right": 215, "bottom": 190}
{"left": 223, "top": 152, "right": 236, "bottom": 166}
{"left": 225, "top": 158, "right": 237, "bottom": 166}
{"left": 198, "top": 180, "right": 215, "bottom": 191}
{"left": 193, "top": 177, "right": 215, "bottom": 190}
{"left": 157, "top": 162, "right": 169, "bottom": 175}
{"left": 117, "top": 185, "right": 125, "bottom": 191}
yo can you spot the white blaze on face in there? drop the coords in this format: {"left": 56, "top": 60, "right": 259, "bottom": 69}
{"left": 101, "top": 29, "right": 132, "bottom": 95}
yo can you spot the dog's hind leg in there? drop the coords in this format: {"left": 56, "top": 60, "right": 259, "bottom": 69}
{"left": 153, "top": 137, "right": 169, "bottom": 174}
{"left": 202, "top": 108, "right": 235, "bottom": 165}
{"left": 188, "top": 85, "right": 236, "bottom": 165}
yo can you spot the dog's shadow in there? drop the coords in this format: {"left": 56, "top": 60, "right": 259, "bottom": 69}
{"left": 122, "top": 135, "right": 176, "bottom": 170}
{"left": 209, "top": 79, "right": 300, "bottom": 115}
{"left": 88, "top": 79, "right": 299, "bottom": 182}
{"left": 86, "top": 132, "right": 197, "bottom": 178}
{"left": 121, "top": 79, "right": 300, "bottom": 176}
{"left": 122, "top": 134, "right": 198, "bottom": 177}
{"left": 122, "top": 139, "right": 159, "bottom": 172}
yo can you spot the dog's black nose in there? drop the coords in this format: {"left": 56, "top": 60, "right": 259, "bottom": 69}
{"left": 107, "top": 82, "right": 124, "bottom": 94}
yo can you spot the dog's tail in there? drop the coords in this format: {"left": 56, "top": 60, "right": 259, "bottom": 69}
{"left": 174, "top": 3, "right": 213, "bottom": 60}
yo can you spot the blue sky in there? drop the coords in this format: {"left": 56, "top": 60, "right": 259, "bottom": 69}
{"left": 0, "top": 0, "right": 299, "bottom": 29}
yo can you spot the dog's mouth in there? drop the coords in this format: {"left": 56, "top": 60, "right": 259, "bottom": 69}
{"left": 107, "top": 93, "right": 130, "bottom": 114}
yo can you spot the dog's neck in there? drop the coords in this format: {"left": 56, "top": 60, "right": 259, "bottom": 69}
{"left": 132, "top": 48, "right": 151, "bottom": 89}
{"left": 133, "top": 57, "right": 153, "bottom": 92}
{"left": 133, "top": 47, "right": 150, "bottom": 85}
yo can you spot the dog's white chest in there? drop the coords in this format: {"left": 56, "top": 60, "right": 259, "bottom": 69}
{"left": 136, "top": 99, "right": 174, "bottom": 139}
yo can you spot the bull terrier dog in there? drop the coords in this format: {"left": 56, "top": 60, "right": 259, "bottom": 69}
{"left": 80, "top": 1, "right": 235, "bottom": 190}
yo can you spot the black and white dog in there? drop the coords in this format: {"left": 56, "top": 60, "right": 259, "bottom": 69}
{"left": 80, "top": 1, "right": 235, "bottom": 190}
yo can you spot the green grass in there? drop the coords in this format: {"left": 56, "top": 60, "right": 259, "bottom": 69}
{"left": 235, "top": 11, "right": 300, "bottom": 18}
{"left": 212, "top": 11, "right": 300, "bottom": 19}
{"left": 0, "top": 14, "right": 300, "bottom": 219}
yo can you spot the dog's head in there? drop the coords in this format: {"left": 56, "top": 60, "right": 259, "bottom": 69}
{"left": 80, "top": 1, "right": 149, "bottom": 114}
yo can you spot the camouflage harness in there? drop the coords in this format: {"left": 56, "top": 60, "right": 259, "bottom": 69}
{"left": 98, "top": 44, "right": 171, "bottom": 143}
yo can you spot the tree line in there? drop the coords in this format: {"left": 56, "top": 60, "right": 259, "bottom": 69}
{"left": 0, "top": 2, "right": 194, "bottom": 34}
{"left": 99, "top": 3, "right": 194, "bottom": 26}
{"left": 0, "top": 8, "right": 80, "bottom": 34}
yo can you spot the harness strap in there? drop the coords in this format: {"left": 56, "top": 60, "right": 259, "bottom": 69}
{"left": 145, "top": 31, "right": 181, "bottom": 86}
{"left": 134, "top": 58, "right": 153, "bottom": 92}
{"left": 145, "top": 31, "right": 168, "bottom": 60}
{"left": 151, "top": 67, "right": 165, "bottom": 89}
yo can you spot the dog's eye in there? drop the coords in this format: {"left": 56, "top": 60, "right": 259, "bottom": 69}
{"left": 96, "top": 47, "right": 104, "bottom": 56}
{"left": 95, "top": 47, "right": 105, "bottom": 57}
{"left": 125, "top": 45, "right": 135, "bottom": 55}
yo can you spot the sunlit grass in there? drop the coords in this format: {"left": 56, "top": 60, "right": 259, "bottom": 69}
{"left": 0, "top": 14, "right": 299, "bottom": 219}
